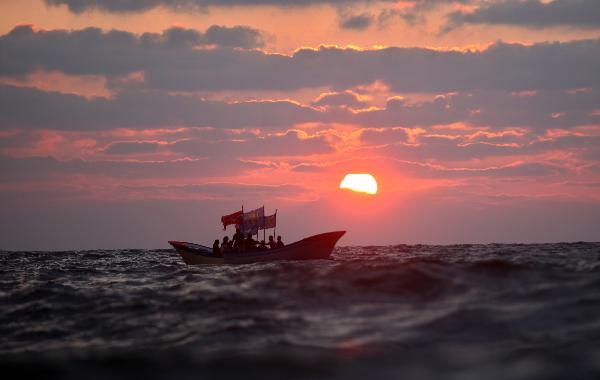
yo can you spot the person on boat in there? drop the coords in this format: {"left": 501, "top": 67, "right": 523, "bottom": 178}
{"left": 276, "top": 235, "right": 285, "bottom": 248}
{"left": 221, "top": 236, "right": 230, "bottom": 253}
{"left": 212, "top": 239, "right": 221, "bottom": 256}
{"left": 244, "top": 233, "right": 257, "bottom": 251}
{"left": 258, "top": 240, "right": 267, "bottom": 251}
{"left": 232, "top": 228, "right": 244, "bottom": 251}
{"left": 268, "top": 235, "right": 276, "bottom": 249}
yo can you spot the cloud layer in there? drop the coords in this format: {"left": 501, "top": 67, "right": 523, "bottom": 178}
{"left": 448, "top": 0, "right": 600, "bottom": 30}
{"left": 45, "top": 0, "right": 394, "bottom": 13}
{"left": 3, "top": 26, "right": 599, "bottom": 93}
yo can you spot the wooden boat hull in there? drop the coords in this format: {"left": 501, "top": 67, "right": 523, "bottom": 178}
{"left": 224, "top": 231, "right": 345, "bottom": 264}
{"left": 168, "top": 241, "right": 224, "bottom": 264}
{"left": 169, "top": 231, "right": 345, "bottom": 265}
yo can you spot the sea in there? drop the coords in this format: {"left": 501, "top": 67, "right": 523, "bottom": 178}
{"left": 1, "top": 243, "right": 599, "bottom": 379}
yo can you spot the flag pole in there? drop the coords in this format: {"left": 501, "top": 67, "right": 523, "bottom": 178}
{"left": 273, "top": 209, "right": 277, "bottom": 240}
{"left": 259, "top": 205, "right": 263, "bottom": 241}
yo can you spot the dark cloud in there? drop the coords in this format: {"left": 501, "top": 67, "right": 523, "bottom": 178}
{"left": 0, "top": 85, "right": 319, "bottom": 130}
{"left": 204, "top": 25, "right": 265, "bottom": 48}
{"left": 0, "top": 24, "right": 264, "bottom": 78}
{"left": 138, "top": 182, "right": 307, "bottom": 199}
{"left": 139, "top": 25, "right": 265, "bottom": 49}
{"left": 143, "top": 27, "right": 204, "bottom": 48}
{"left": 0, "top": 25, "right": 139, "bottom": 77}
{"left": 291, "top": 156, "right": 566, "bottom": 178}
{"left": 439, "top": 162, "right": 565, "bottom": 178}
{"left": 290, "top": 163, "right": 326, "bottom": 172}
{"left": 169, "top": 130, "right": 334, "bottom": 158}
{"left": 340, "top": 13, "right": 374, "bottom": 30}
{"left": 390, "top": 159, "right": 566, "bottom": 178}
{"left": 138, "top": 39, "right": 600, "bottom": 93}
{"left": 2, "top": 25, "right": 599, "bottom": 93}
{"left": 102, "top": 141, "right": 161, "bottom": 155}
{"left": 381, "top": 140, "right": 519, "bottom": 162}
{"left": 142, "top": 25, "right": 266, "bottom": 50}
{"left": 44, "top": 0, "right": 394, "bottom": 13}
{"left": 358, "top": 95, "right": 468, "bottom": 128}
{"left": 357, "top": 90, "right": 600, "bottom": 130}
{"left": 1, "top": 85, "right": 599, "bottom": 134}
{"left": 380, "top": 0, "right": 471, "bottom": 25}
{"left": 564, "top": 181, "right": 600, "bottom": 188}
{"left": 447, "top": 0, "right": 600, "bottom": 30}
{"left": 0, "top": 131, "right": 35, "bottom": 149}
{"left": 0, "top": 155, "right": 269, "bottom": 182}
{"left": 363, "top": 133, "right": 600, "bottom": 162}
{"left": 360, "top": 127, "right": 409, "bottom": 145}
{"left": 311, "top": 91, "right": 368, "bottom": 108}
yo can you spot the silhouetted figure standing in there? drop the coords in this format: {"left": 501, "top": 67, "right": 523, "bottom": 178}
{"left": 212, "top": 239, "right": 221, "bottom": 256}
{"left": 232, "top": 228, "right": 244, "bottom": 251}
{"left": 268, "top": 235, "right": 276, "bottom": 249}
{"left": 276, "top": 235, "right": 285, "bottom": 248}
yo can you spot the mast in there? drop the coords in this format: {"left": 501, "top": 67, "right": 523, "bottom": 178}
{"left": 273, "top": 209, "right": 277, "bottom": 240}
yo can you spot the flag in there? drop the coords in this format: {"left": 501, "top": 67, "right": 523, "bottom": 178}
{"left": 261, "top": 213, "right": 276, "bottom": 230}
{"left": 221, "top": 210, "right": 242, "bottom": 230}
{"left": 236, "top": 206, "right": 264, "bottom": 235}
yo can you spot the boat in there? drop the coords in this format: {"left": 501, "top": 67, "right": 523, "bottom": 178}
{"left": 169, "top": 231, "right": 346, "bottom": 265}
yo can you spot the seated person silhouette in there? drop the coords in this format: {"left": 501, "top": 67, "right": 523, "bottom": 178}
{"left": 212, "top": 239, "right": 221, "bottom": 256}
{"left": 221, "top": 236, "right": 230, "bottom": 253}
{"left": 276, "top": 235, "right": 285, "bottom": 248}
{"left": 258, "top": 240, "right": 267, "bottom": 251}
{"left": 268, "top": 235, "right": 276, "bottom": 249}
{"left": 244, "top": 233, "right": 257, "bottom": 251}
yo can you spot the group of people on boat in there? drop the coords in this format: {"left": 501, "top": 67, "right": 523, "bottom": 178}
{"left": 213, "top": 227, "right": 284, "bottom": 256}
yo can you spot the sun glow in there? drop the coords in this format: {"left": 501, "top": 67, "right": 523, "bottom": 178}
{"left": 340, "top": 173, "right": 378, "bottom": 195}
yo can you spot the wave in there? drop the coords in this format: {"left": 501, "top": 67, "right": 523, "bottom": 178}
{"left": 1, "top": 243, "right": 599, "bottom": 379}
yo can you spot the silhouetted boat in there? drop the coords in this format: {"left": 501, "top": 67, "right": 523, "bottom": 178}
{"left": 169, "top": 231, "right": 345, "bottom": 265}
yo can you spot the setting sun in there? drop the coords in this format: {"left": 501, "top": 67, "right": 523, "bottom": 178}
{"left": 340, "top": 173, "right": 378, "bottom": 195}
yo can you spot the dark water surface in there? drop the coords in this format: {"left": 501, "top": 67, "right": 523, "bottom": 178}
{"left": 1, "top": 243, "right": 600, "bottom": 379}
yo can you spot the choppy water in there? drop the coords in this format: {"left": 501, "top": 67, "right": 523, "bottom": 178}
{"left": 1, "top": 243, "right": 600, "bottom": 379}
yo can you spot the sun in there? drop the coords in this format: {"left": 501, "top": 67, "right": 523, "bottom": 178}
{"left": 340, "top": 173, "right": 378, "bottom": 195}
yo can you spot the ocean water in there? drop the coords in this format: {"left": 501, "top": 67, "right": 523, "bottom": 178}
{"left": 1, "top": 243, "right": 600, "bottom": 379}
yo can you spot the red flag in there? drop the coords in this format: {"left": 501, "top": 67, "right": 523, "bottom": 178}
{"left": 262, "top": 213, "right": 276, "bottom": 229}
{"left": 221, "top": 210, "right": 242, "bottom": 230}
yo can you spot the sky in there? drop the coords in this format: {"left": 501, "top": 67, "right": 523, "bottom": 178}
{"left": 1, "top": 0, "right": 599, "bottom": 250}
